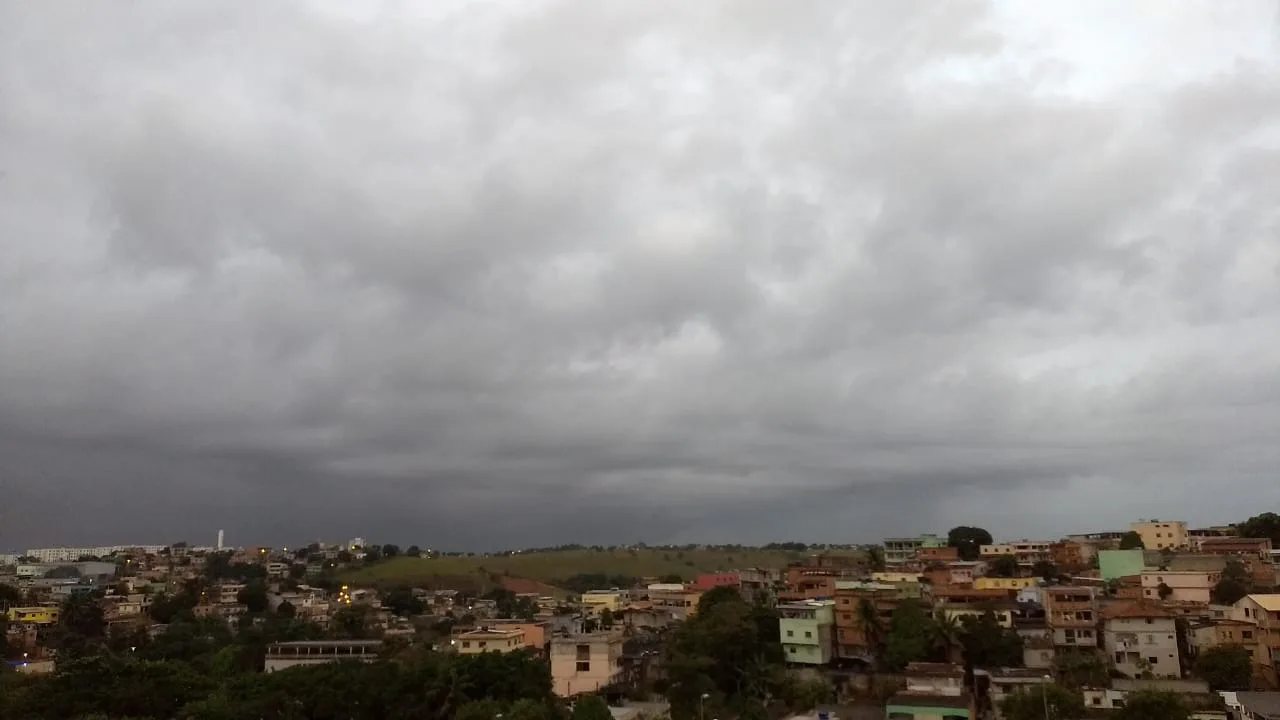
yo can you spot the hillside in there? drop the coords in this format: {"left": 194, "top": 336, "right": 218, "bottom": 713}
{"left": 338, "top": 547, "right": 809, "bottom": 591}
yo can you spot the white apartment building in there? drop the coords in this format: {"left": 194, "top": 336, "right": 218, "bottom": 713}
{"left": 24, "top": 545, "right": 166, "bottom": 563}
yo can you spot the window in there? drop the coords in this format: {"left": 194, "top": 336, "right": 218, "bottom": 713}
{"left": 479, "top": 642, "right": 487, "bottom": 649}
{"left": 1093, "top": 697, "right": 1103, "bottom": 705}
{"left": 1243, "top": 631, "right": 1254, "bottom": 639}
{"left": 804, "top": 631, "right": 812, "bottom": 638}
{"left": 786, "top": 630, "right": 794, "bottom": 637}
{"left": 1148, "top": 657, "right": 1158, "bottom": 664}
{"left": 576, "top": 661, "right": 590, "bottom": 672}
{"left": 462, "top": 642, "right": 470, "bottom": 648}
{"left": 788, "top": 646, "right": 796, "bottom": 654}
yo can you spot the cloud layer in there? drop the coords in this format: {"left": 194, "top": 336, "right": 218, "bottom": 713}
{"left": 2, "top": 0, "right": 1279, "bottom": 550}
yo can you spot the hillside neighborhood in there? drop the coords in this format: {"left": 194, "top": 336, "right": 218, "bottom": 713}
{"left": 6, "top": 516, "right": 1280, "bottom": 719}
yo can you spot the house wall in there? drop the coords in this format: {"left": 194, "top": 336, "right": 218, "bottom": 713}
{"left": 550, "top": 636, "right": 623, "bottom": 697}
{"left": 1104, "top": 617, "right": 1180, "bottom": 679}
{"left": 1098, "top": 550, "right": 1146, "bottom": 581}
{"left": 1132, "top": 520, "right": 1188, "bottom": 550}
{"left": 1141, "top": 571, "right": 1218, "bottom": 604}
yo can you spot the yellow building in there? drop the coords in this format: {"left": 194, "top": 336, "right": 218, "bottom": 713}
{"left": 580, "top": 590, "right": 624, "bottom": 617}
{"left": 6, "top": 607, "right": 59, "bottom": 624}
{"left": 1131, "top": 519, "right": 1188, "bottom": 550}
{"left": 454, "top": 626, "right": 527, "bottom": 654}
{"left": 872, "top": 572, "right": 924, "bottom": 584}
{"left": 975, "top": 577, "right": 1039, "bottom": 591}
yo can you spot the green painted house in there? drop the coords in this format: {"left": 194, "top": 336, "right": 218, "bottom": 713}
{"left": 778, "top": 599, "right": 834, "bottom": 665}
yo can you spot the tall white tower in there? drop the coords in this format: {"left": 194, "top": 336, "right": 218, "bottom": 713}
{"left": 217, "top": 529, "right": 224, "bottom": 551}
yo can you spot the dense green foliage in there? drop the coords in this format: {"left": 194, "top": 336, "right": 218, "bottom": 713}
{"left": 1212, "top": 560, "right": 1251, "bottom": 604}
{"left": 999, "top": 684, "right": 1083, "bottom": 720}
{"left": 946, "top": 526, "right": 992, "bottom": 561}
{"left": 988, "top": 555, "right": 1019, "bottom": 578}
{"left": 1194, "top": 643, "right": 1253, "bottom": 691}
{"left": 879, "top": 601, "right": 1023, "bottom": 671}
{"left": 1237, "top": 512, "right": 1280, "bottom": 546}
{"left": 663, "top": 587, "right": 823, "bottom": 720}
{"left": 1119, "top": 531, "right": 1145, "bottom": 550}
{"left": 1, "top": 644, "right": 557, "bottom": 720}
{"left": 1115, "top": 690, "right": 1190, "bottom": 720}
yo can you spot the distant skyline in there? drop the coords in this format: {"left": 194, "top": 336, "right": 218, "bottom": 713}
{"left": 3, "top": 1, "right": 1280, "bottom": 550}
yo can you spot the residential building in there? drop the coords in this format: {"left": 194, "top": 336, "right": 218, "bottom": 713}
{"left": 1051, "top": 540, "right": 1095, "bottom": 572}
{"left": 549, "top": 632, "right": 624, "bottom": 697}
{"left": 646, "top": 585, "right": 703, "bottom": 621}
{"left": 1099, "top": 549, "right": 1147, "bottom": 581}
{"left": 580, "top": 590, "right": 624, "bottom": 617}
{"left": 945, "top": 561, "right": 987, "bottom": 585}
{"left": 884, "top": 534, "right": 945, "bottom": 566}
{"left": 1234, "top": 595, "right": 1280, "bottom": 687}
{"left": 873, "top": 572, "right": 925, "bottom": 585}
{"left": 779, "top": 599, "right": 835, "bottom": 665}
{"left": 1229, "top": 691, "right": 1280, "bottom": 719}
{"left": 979, "top": 540, "right": 1053, "bottom": 565}
{"left": 1103, "top": 601, "right": 1181, "bottom": 679}
{"left": 1132, "top": 519, "right": 1189, "bottom": 550}
{"left": 454, "top": 626, "right": 527, "bottom": 654}
{"left": 692, "top": 572, "right": 739, "bottom": 591}
{"left": 974, "top": 577, "right": 1038, "bottom": 591}
{"left": 833, "top": 581, "right": 899, "bottom": 664}
{"left": 1141, "top": 570, "right": 1220, "bottom": 604}
{"left": 1044, "top": 586, "right": 1100, "bottom": 649}
{"left": 885, "top": 663, "right": 974, "bottom": 719}
{"left": 1200, "top": 537, "right": 1273, "bottom": 562}
{"left": 264, "top": 640, "right": 382, "bottom": 672}
{"left": 917, "top": 546, "right": 960, "bottom": 563}
{"left": 778, "top": 565, "right": 850, "bottom": 602}
{"left": 980, "top": 668, "right": 1052, "bottom": 712}
{"left": 1188, "top": 619, "right": 1260, "bottom": 661}
{"left": 5, "top": 607, "right": 59, "bottom": 625}
{"left": 484, "top": 619, "right": 550, "bottom": 656}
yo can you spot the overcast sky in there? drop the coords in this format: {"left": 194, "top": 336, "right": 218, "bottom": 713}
{"left": 3, "top": 1, "right": 1280, "bottom": 552}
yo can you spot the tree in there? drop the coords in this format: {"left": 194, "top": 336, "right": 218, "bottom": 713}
{"left": 856, "top": 597, "right": 885, "bottom": 657}
{"left": 1237, "top": 512, "right": 1280, "bottom": 546}
{"left": 1157, "top": 582, "right": 1173, "bottom": 600}
{"left": 866, "top": 546, "right": 886, "bottom": 572}
{"left": 1212, "top": 560, "right": 1251, "bottom": 604}
{"left": 958, "top": 611, "right": 1024, "bottom": 668}
{"left": 1116, "top": 689, "right": 1190, "bottom": 720}
{"left": 989, "top": 555, "right": 1019, "bottom": 578}
{"left": 931, "top": 613, "right": 964, "bottom": 665}
{"left": 571, "top": 695, "right": 613, "bottom": 720}
{"left": 383, "top": 587, "right": 426, "bottom": 617}
{"left": 276, "top": 600, "right": 296, "bottom": 619}
{"left": 405, "top": 545, "right": 422, "bottom": 557}
{"left": 599, "top": 608, "right": 615, "bottom": 629}
{"left": 1194, "top": 644, "right": 1253, "bottom": 691}
{"left": 1119, "top": 531, "right": 1145, "bottom": 550}
{"left": 236, "top": 580, "right": 269, "bottom": 613}
{"left": 1053, "top": 650, "right": 1109, "bottom": 688}
{"left": 947, "top": 526, "right": 993, "bottom": 562}
{"left": 883, "top": 600, "right": 935, "bottom": 671}
{"left": 1031, "top": 561, "right": 1058, "bottom": 582}
{"left": 381, "top": 544, "right": 400, "bottom": 558}
{"left": 1000, "top": 683, "right": 1083, "bottom": 720}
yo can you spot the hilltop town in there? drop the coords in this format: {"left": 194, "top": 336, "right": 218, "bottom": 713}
{"left": 5, "top": 516, "right": 1280, "bottom": 719}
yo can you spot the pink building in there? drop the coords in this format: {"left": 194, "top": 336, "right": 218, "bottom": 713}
{"left": 692, "top": 573, "right": 740, "bottom": 591}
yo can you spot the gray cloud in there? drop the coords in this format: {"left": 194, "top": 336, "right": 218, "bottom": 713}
{"left": 2, "top": 0, "right": 1280, "bottom": 551}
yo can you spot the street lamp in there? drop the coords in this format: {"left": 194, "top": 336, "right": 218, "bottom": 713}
{"left": 1041, "top": 675, "right": 1051, "bottom": 720}
{"left": 699, "top": 693, "right": 710, "bottom": 720}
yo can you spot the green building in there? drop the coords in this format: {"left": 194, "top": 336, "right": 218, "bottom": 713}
{"left": 778, "top": 599, "right": 834, "bottom": 665}
{"left": 1098, "top": 549, "right": 1145, "bottom": 581}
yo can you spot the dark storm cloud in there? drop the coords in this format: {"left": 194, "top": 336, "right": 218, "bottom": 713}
{"left": 2, "top": 0, "right": 1280, "bottom": 550}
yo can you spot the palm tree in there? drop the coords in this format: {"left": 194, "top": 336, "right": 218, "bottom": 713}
{"left": 932, "top": 612, "right": 964, "bottom": 665}
{"left": 856, "top": 597, "right": 885, "bottom": 657}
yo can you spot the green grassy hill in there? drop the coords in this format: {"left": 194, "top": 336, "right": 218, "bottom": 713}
{"left": 338, "top": 547, "right": 808, "bottom": 591}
